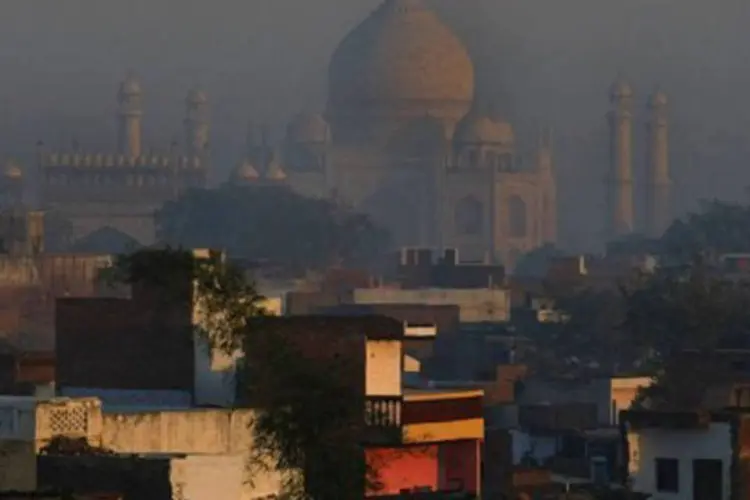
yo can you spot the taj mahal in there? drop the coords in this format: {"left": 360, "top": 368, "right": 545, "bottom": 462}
{"left": 233, "top": 0, "right": 557, "bottom": 266}
{"left": 0, "top": 0, "right": 672, "bottom": 268}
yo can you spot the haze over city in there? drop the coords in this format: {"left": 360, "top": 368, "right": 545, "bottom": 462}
{"left": 1, "top": 2, "right": 750, "bottom": 499}
{"left": 0, "top": 0, "right": 748, "bottom": 250}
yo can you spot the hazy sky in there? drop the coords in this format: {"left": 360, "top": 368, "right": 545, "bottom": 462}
{"left": 1, "top": 0, "right": 750, "bottom": 249}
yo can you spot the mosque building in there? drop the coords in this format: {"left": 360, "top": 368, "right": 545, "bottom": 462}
{"left": 31, "top": 74, "right": 211, "bottom": 245}
{"left": 234, "top": 0, "right": 557, "bottom": 267}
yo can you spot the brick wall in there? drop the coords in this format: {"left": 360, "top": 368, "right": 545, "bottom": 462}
{"left": 242, "top": 316, "right": 374, "bottom": 406}
{"left": 55, "top": 297, "right": 194, "bottom": 393}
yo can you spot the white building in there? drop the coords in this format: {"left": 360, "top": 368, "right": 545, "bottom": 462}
{"left": 0, "top": 396, "right": 102, "bottom": 492}
{"left": 622, "top": 410, "right": 737, "bottom": 500}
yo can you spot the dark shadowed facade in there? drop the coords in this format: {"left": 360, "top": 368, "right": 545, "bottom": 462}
{"left": 55, "top": 292, "right": 194, "bottom": 395}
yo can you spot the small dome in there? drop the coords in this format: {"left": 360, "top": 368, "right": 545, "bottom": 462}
{"left": 287, "top": 113, "right": 331, "bottom": 144}
{"left": 610, "top": 77, "right": 633, "bottom": 99}
{"left": 454, "top": 115, "right": 515, "bottom": 145}
{"left": 235, "top": 161, "right": 260, "bottom": 181}
{"left": 266, "top": 160, "right": 287, "bottom": 181}
{"left": 119, "top": 74, "right": 142, "bottom": 96}
{"left": 187, "top": 88, "right": 208, "bottom": 105}
{"left": 3, "top": 161, "right": 22, "bottom": 179}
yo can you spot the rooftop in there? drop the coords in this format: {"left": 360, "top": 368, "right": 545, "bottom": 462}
{"left": 403, "top": 387, "right": 483, "bottom": 402}
{"left": 250, "top": 314, "right": 410, "bottom": 340}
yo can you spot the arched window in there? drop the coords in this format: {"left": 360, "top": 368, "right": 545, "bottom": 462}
{"left": 455, "top": 196, "right": 484, "bottom": 235}
{"left": 509, "top": 195, "right": 527, "bottom": 238}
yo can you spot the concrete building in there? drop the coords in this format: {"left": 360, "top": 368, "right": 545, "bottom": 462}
{"left": 286, "top": 284, "right": 511, "bottom": 323}
{"left": 351, "top": 287, "right": 511, "bottom": 323}
{"left": 471, "top": 372, "right": 650, "bottom": 494}
{"left": 0, "top": 395, "right": 283, "bottom": 499}
{"left": 621, "top": 409, "right": 744, "bottom": 500}
{"left": 0, "top": 396, "right": 103, "bottom": 492}
{"left": 245, "top": 315, "right": 484, "bottom": 497}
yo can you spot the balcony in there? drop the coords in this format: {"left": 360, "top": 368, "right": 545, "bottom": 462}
{"left": 364, "top": 390, "right": 485, "bottom": 445}
{"left": 364, "top": 396, "right": 403, "bottom": 445}
{"left": 365, "top": 396, "right": 402, "bottom": 428}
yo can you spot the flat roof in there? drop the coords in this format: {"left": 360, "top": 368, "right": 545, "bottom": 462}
{"left": 403, "top": 387, "right": 483, "bottom": 402}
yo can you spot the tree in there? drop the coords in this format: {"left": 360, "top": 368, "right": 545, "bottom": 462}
{"left": 514, "top": 243, "right": 565, "bottom": 278}
{"left": 659, "top": 199, "right": 750, "bottom": 262}
{"left": 622, "top": 258, "right": 750, "bottom": 409}
{"left": 533, "top": 254, "right": 750, "bottom": 401}
{"left": 101, "top": 247, "right": 385, "bottom": 499}
{"left": 536, "top": 286, "right": 631, "bottom": 376}
{"left": 241, "top": 319, "right": 383, "bottom": 499}
{"left": 155, "top": 185, "right": 390, "bottom": 274}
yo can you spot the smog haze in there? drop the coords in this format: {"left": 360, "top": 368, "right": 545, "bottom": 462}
{"left": 0, "top": 0, "right": 747, "bottom": 249}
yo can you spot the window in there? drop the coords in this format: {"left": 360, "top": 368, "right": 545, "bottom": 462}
{"left": 655, "top": 457, "right": 679, "bottom": 492}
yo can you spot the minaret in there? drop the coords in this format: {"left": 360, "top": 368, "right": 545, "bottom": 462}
{"left": 185, "top": 88, "right": 209, "bottom": 157}
{"left": 607, "top": 77, "right": 635, "bottom": 240}
{"left": 537, "top": 126, "right": 557, "bottom": 244}
{"left": 645, "top": 88, "right": 671, "bottom": 238}
{"left": 117, "top": 73, "right": 143, "bottom": 157}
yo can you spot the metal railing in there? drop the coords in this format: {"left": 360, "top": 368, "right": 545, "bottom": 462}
{"left": 365, "top": 396, "right": 402, "bottom": 428}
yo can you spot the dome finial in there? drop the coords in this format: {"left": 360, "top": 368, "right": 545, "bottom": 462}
{"left": 234, "top": 160, "right": 260, "bottom": 183}
{"left": 265, "top": 152, "right": 287, "bottom": 181}
{"left": 611, "top": 73, "right": 633, "bottom": 100}
{"left": 119, "top": 71, "right": 142, "bottom": 96}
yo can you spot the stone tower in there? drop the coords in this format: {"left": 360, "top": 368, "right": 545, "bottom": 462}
{"left": 185, "top": 88, "right": 209, "bottom": 157}
{"left": 645, "top": 89, "right": 671, "bottom": 238}
{"left": 117, "top": 74, "right": 143, "bottom": 157}
{"left": 607, "top": 78, "right": 635, "bottom": 241}
{"left": 537, "top": 127, "right": 557, "bottom": 244}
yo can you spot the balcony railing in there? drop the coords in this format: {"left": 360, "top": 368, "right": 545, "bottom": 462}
{"left": 365, "top": 396, "right": 402, "bottom": 428}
